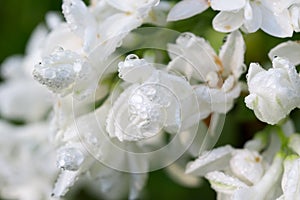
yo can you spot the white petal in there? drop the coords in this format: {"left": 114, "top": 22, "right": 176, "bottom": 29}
{"left": 25, "top": 25, "right": 48, "bottom": 55}
{"left": 166, "top": 163, "right": 202, "bottom": 187}
{"left": 186, "top": 145, "right": 234, "bottom": 175}
{"left": 213, "top": 10, "right": 244, "bottom": 33}
{"left": 290, "top": 5, "right": 300, "bottom": 32}
{"left": 168, "top": 32, "right": 220, "bottom": 82}
{"left": 233, "top": 154, "right": 284, "bottom": 200}
{"left": 1, "top": 55, "right": 24, "bottom": 79}
{"left": 42, "top": 23, "right": 82, "bottom": 56}
{"left": 129, "top": 173, "right": 148, "bottom": 200}
{"left": 196, "top": 81, "right": 240, "bottom": 115}
{"left": 243, "top": 2, "right": 262, "bottom": 33}
{"left": 244, "top": 132, "right": 268, "bottom": 152}
{"left": 118, "top": 54, "right": 155, "bottom": 83}
{"left": 0, "top": 80, "right": 51, "bottom": 122}
{"left": 268, "top": 41, "right": 300, "bottom": 66}
{"left": 219, "top": 30, "right": 245, "bottom": 79}
{"left": 281, "top": 155, "right": 300, "bottom": 199}
{"left": 105, "top": 0, "right": 134, "bottom": 12}
{"left": 260, "top": 7, "right": 293, "bottom": 38}
{"left": 211, "top": 0, "right": 246, "bottom": 11}
{"left": 167, "top": 0, "right": 209, "bottom": 21}
{"left": 45, "top": 11, "right": 63, "bottom": 30}
{"left": 206, "top": 171, "right": 248, "bottom": 194}
{"left": 230, "top": 149, "right": 264, "bottom": 185}
{"left": 52, "top": 170, "right": 79, "bottom": 197}
{"left": 106, "top": 0, "right": 159, "bottom": 14}
{"left": 262, "top": 0, "right": 298, "bottom": 13}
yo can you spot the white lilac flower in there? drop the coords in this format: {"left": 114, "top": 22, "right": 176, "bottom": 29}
{"left": 51, "top": 96, "right": 151, "bottom": 198}
{"left": 62, "top": 0, "right": 160, "bottom": 54}
{"left": 186, "top": 144, "right": 279, "bottom": 199}
{"left": 106, "top": 54, "right": 200, "bottom": 142}
{"left": 185, "top": 121, "right": 300, "bottom": 200}
{"left": 0, "top": 121, "right": 58, "bottom": 200}
{"left": 245, "top": 57, "right": 300, "bottom": 125}
{"left": 32, "top": 47, "right": 98, "bottom": 98}
{"left": 168, "top": 31, "right": 245, "bottom": 119}
{"left": 34, "top": 0, "right": 160, "bottom": 100}
{"left": 0, "top": 25, "right": 52, "bottom": 122}
{"left": 186, "top": 136, "right": 283, "bottom": 199}
{"left": 167, "top": 0, "right": 297, "bottom": 37}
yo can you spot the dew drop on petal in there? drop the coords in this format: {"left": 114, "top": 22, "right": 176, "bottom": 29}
{"left": 57, "top": 147, "right": 84, "bottom": 171}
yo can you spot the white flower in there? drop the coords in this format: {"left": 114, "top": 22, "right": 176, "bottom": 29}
{"left": 106, "top": 54, "right": 199, "bottom": 142}
{"left": 51, "top": 98, "right": 151, "bottom": 199}
{"left": 186, "top": 144, "right": 280, "bottom": 199}
{"left": 186, "top": 141, "right": 284, "bottom": 200}
{"left": 167, "top": 0, "right": 296, "bottom": 37}
{"left": 0, "top": 121, "right": 58, "bottom": 200}
{"left": 245, "top": 57, "right": 300, "bottom": 125}
{"left": 0, "top": 25, "right": 52, "bottom": 122}
{"left": 32, "top": 47, "right": 98, "bottom": 98}
{"left": 62, "top": 0, "right": 159, "bottom": 54}
{"left": 168, "top": 31, "right": 245, "bottom": 119}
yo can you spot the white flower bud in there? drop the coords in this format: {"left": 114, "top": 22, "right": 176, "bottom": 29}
{"left": 245, "top": 57, "right": 300, "bottom": 125}
{"left": 33, "top": 48, "right": 96, "bottom": 98}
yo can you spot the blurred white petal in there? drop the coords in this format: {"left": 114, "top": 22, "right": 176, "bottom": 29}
{"left": 211, "top": 0, "right": 246, "bottom": 11}
{"left": 219, "top": 30, "right": 245, "bottom": 79}
{"left": 213, "top": 10, "right": 244, "bottom": 33}
{"left": 186, "top": 145, "right": 234, "bottom": 176}
{"left": 167, "top": 0, "right": 209, "bottom": 21}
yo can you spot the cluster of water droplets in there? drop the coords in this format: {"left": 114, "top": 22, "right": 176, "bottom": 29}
{"left": 62, "top": 0, "right": 87, "bottom": 34}
{"left": 56, "top": 146, "right": 85, "bottom": 171}
{"left": 33, "top": 48, "right": 82, "bottom": 94}
{"left": 126, "top": 83, "right": 172, "bottom": 140}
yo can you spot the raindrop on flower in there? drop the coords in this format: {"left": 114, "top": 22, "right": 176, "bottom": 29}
{"left": 57, "top": 147, "right": 84, "bottom": 171}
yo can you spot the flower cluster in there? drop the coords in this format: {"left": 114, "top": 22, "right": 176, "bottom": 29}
{"left": 0, "top": 0, "right": 300, "bottom": 199}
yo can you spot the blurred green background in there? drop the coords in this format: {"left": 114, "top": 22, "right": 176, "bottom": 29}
{"left": 0, "top": 0, "right": 299, "bottom": 200}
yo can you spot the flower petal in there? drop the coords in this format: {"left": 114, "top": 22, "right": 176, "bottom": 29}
{"left": 281, "top": 155, "right": 300, "bottom": 200}
{"left": 211, "top": 0, "right": 246, "bottom": 11}
{"left": 243, "top": 2, "right": 262, "bottom": 33}
{"left": 230, "top": 149, "right": 264, "bottom": 185}
{"left": 186, "top": 145, "right": 234, "bottom": 176}
{"left": 233, "top": 154, "right": 284, "bottom": 200}
{"left": 213, "top": 10, "right": 244, "bottom": 33}
{"left": 168, "top": 32, "right": 220, "bottom": 82}
{"left": 268, "top": 41, "right": 300, "bottom": 66}
{"left": 52, "top": 170, "right": 79, "bottom": 197}
{"left": 219, "top": 30, "right": 245, "bottom": 79}
{"left": 167, "top": 0, "right": 209, "bottom": 21}
{"left": 260, "top": 6, "right": 293, "bottom": 38}
{"left": 118, "top": 54, "right": 155, "bottom": 83}
{"left": 205, "top": 171, "right": 248, "bottom": 194}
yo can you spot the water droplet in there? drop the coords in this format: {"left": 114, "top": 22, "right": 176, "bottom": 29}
{"left": 125, "top": 54, "right": 139, "bottom": 62}
{"left": 43, "top": 69, "right": 56, "bottom": 79}
{"left": 57, "top": 147, "right": 84, "bottom": 171}
{"left": 73, "top": 62, "right": 82, "bottom": 72}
